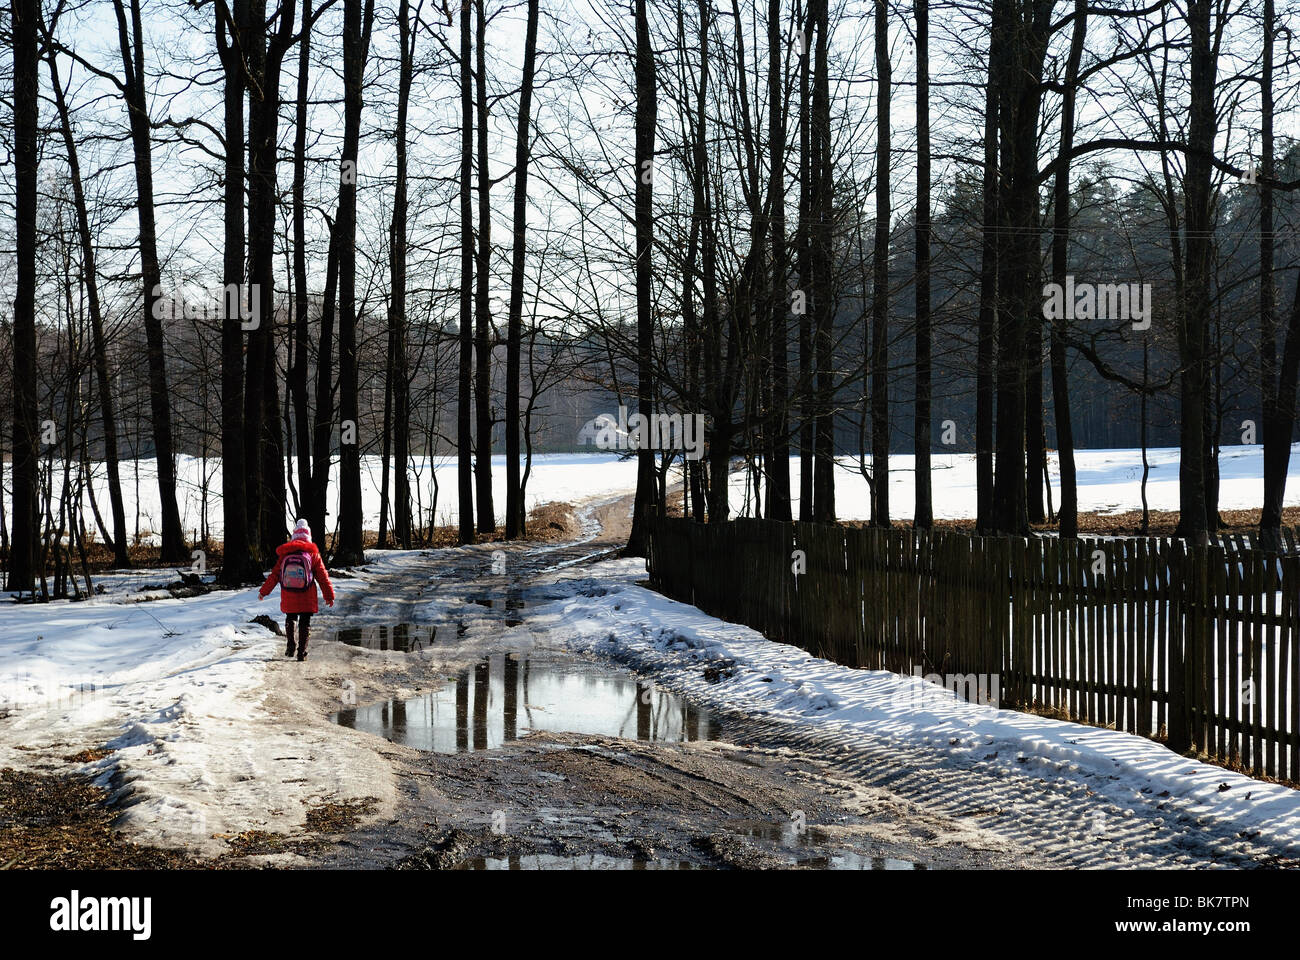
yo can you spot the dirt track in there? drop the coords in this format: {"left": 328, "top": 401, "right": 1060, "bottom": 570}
{"left": 270, "top": 495, "right": 1033, "bottom": 870}
{"left": 0, "top": 495, "right": 1033, "bottom": 869}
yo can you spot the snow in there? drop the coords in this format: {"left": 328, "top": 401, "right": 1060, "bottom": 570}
{"left": 529, "top": 558, "right": 1300, "bottom": 858}
{"left": 4, "top": 444, "right": 1300, "bottom": 863}
{"left": 6, "top": 452, "right": 639, "bottom": 542}
{"left": 0, "top": 571, "right": 396, "bottom": 857}
{"left": 726, "top": 444, "right": 1296, "bottom": 522}
{"left": 9, "top": 444, "right": 1298, "bottom": 545}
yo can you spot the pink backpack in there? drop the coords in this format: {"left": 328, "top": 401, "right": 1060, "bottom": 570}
{"left": 281, "top": 551, "right": 314, "bottom": 591}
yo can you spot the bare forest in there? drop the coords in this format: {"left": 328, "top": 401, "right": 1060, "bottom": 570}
{"left": 4, "top": 0, "right": 1300, "bottom": 595}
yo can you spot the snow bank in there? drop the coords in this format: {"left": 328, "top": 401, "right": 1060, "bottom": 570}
{"left": 535, "top": 558, "right": 1300, "bottom": 854}
{"left": 0, "top": 575, "right": 394, "bottom": 857}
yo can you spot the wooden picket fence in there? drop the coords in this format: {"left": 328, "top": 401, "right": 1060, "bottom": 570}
{"left": 647, "top": 516, "right": 1300, "bottom": 783}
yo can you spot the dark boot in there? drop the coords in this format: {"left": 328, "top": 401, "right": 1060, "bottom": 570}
{"left": 296, "top": 624, "right": 310, "bottom": 661}
{"left": 284, "top": 620, "right": 297, "bottom": 658}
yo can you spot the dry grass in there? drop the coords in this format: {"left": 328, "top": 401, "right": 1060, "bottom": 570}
{"left": 303, "top": 797, "right": 378, "bottom": 834}
{"left": 62, "top": 747, "right": 113, "bottom": 764}
{"left": 0, "top": 763, "right": 387, "bottom": 867}
{"left": 0, "top": 767, "right": 205, "bottom": 869}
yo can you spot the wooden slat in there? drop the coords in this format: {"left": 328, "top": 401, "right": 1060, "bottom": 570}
{"left": 645, "top": 517, "right": 1300, "bottom": 786}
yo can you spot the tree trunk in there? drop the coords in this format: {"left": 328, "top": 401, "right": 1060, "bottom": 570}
{"left": 113, "top": 0, "right": 187, "bottom": 562}
{"left": 810, "top": 0, "right": 835, "bottom": 522}
{"left": 975, "top": 14, "right": 998, "bottom": 533}
{"left": 9, "top": 0, "right": 39, "bottom": 591}
{"left": 797, "top": 3, "right": 813, "bottom": 521}
{"left": 765, "top": 0, "right": 792, "bottom": 522}
{"left": 247, "top": 0, "right": 298, "bottom": 558}
{"left": 505, "top": 0, "right": 539, "bottom": 540}
{"left": 624, "top": 0, "right": 658, "bottom": 556}
{"left": 989, "top": 0, "right": 1048, "bottom": 536}
{"left": 214, "top": 0, "right": 257, "bottom": 581}
{"left": 389, "top": 0, "right": 414, "bottom": 547}
{"left": 912, "top": 0, "right": 932, "bottom": 530}
{"left": 1176, "top": 0, "right": 1214, "bottom": 545}
{"left": 1048, "top": 0, "right": 1086, "bottom": 540}
{"left": 473, "top": 0, "right": 497, "bottom": 534}
{"left": 1025, "top": 205, "right": 1045, "bottom": 525}
{"left": 1260, "top": 0, "right": 1289, "bottom": 551}
{"left": 458, "top": 0, "right": 476, "bottom": 544}
{"left": 870, "top": 0, "right": 890, "bottom": 527}
{"left": 335, "top": 0, "right": 373, "bottom": 564}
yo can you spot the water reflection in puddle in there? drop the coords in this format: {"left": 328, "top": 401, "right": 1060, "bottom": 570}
{"left": 455, "top": 854, "right": 695, "bottom": 870}
{"left": 332, "top": 652, "right": 720, "bottom": 752}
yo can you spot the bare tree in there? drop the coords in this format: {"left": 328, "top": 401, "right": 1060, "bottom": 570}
{"left": 473, "top": 0, "right": 496, "bottom": 533}
{"left": 624, "top": 0, "right": 658, "bottom": 555}
{"left": 505, "top": 0, "right": 540, "bottom": 540}
{"left": 458, "top": 0, "right": 476, "bottom": 543}
{"left": 912, "top": 0, "right": 931, "bottom": 530}
{"left": 8, "top": 0, "right": 39, "bottom": 592}
{"left": 112, "top": 0, "right": 188, "bottom": 562}
{"left": 335, "top": 0, "right": 376, "bottom": 564}
{"left": 870, "top": 0, "right": 890, "bottom": 527}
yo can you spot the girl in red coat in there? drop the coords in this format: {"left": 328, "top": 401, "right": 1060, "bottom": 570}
{"left": 258, "top": 519, "right": 335, "bottom": 660}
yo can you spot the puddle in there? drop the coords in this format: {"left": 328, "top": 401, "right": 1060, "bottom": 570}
{"left": 455, "top": 854, "right": 695, "bottom": 870}
{"left": 332, "top": 652, "right": 720, "bottom": 752}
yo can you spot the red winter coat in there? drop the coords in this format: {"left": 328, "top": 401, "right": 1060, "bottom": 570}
{"left": 259, "top": 538, "right": 335, "bottom": 614}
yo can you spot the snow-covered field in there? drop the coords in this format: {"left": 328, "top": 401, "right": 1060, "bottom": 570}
{"left": 10, "top": 443, "right": 1294, "bottom": 545}
{"left": 729, "top": 444, "right": 1299, "bottom": 522}
{"left": 8, "top": 452, "right": 639, "bottom": 542}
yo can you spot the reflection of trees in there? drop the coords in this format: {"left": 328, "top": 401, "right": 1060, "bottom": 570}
{"left": 504, "top": 655, "right": 519, "bottom": 741}
{"left": 455, "top": 672, "right": 469, "bottom": 753}
{"left": 473, "top": 660, "right": 491, "bottom": 750}
{"left": 637, "top": 682, "right": 651, "bottom": 740}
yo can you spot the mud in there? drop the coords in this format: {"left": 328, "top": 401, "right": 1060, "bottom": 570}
{"left": 277, "top": 496, "right": 1034, "bottom": 870}
{"left": 326, "top": 730, "right": 1021, "bottom": 870}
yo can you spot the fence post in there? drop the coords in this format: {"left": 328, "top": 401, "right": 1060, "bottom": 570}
{"left": 1167, "top": 541, "right": 1190, "bottom": 754}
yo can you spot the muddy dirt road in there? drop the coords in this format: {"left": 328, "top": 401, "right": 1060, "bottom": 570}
{"left": 267, "top": 497, "right": 1033, "bottom": 870}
